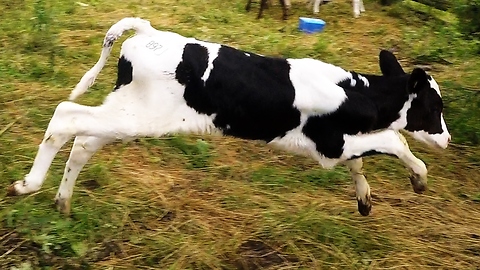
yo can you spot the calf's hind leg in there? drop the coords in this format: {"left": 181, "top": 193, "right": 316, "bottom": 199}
{"left": 345, "top": 158, "right": 372, "bottom": 216}
{"left": 7, "top": 132, "right": 71, "bottom": 196}
{"left": 54, "top": 136, "right": 114, "bottom": 215}
{"left": 8, "top": 101, "right": 134, "bottom": 200}
{"left": 7, "top": 104, "right": 76, "bottom": 196}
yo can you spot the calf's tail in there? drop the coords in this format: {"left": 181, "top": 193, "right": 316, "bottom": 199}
{"left": 69, "top": 17, "right": 155, "bottom": 101}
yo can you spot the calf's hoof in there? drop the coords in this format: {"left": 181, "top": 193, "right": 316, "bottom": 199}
{"left": 7, "top": 183, "right": 19, "bottom": 196}
{"left": 409, "top": 174, "right": 427, "bottom": 194}
{"left": 6, "top": 181, "right": 26, "bottom": 196}
{"left": 54, "top": 198, "right": 71, "bottom": 215}
{"left": 357, "top": 196, "right": 372, "bottom": 216}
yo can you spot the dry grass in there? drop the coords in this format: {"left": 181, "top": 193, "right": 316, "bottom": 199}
{"left": 1, "top": 0, "right": 480, "bottom": 269}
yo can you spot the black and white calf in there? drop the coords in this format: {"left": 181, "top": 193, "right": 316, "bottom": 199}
{"left": 8, "top": 18, "right": 451, "bottom": 216}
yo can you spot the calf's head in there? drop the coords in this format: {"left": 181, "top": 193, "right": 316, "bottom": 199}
{"left": 380, "top": 50, "right": 451, "bottom": 149}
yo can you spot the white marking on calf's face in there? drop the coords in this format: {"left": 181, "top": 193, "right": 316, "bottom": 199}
{"left": 424, "top": 78, "right": 451, "bottom": 148}
{"left": 428, "top": 77, "right": 441, "bottom": 97}
{"left": 409, "top": 114, "right": 450, "bottom": 149}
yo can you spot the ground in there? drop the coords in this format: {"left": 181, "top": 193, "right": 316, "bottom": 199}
{"left": 0, "top": 0, "right": 479, "bottom": 269}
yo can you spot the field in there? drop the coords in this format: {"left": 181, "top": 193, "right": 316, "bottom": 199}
{"left": 1, "top": 0, "right": 480, "bottom": 269}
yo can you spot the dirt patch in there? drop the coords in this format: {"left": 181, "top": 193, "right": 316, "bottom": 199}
{"left": 160, "top": 210, "right": 176, "bottom": 222}
{"left": 88, "top": 240, "right": 123, "bottom": 262}
{"left": 0, "top": 231, "right": 124, "bottom": 269}
{"left": 0, "top": 231, "right": 84, "bottom": 269}
{"left": 231, "top": 240, "right": 296, "bottom": 270}
{"left": 80, "top": 179, "right": 101, "bottom": 190}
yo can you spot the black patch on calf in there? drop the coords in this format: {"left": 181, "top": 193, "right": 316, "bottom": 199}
{"left": 349, "top": 150, "right": 381, "bottom": 159}
{"left": 176, "top": 44, "right": 300, "bottom": 142}
{"left": 114, "top": 56, "right": 133, "bottom": 91}
{"left": 348, "top": 150, "right": 396, "bottom": 160}
{"left": 303, "top": 90, "right": 378, "bottom": 158}
{"left": 304, "top": 74, "right": 413, "bottom": 159}
{"left": 379, "top": 50, "right": 406, "bottom": 77}
{"left": 176, "top": 44, "right": 213, "bottom": 114}
{"left": 338, "top": 74, "right": 410, "bottom": 129}
{"left": 404, "top": 68, "right": 444, "bottom": 134}
{"left": 404, "top": 87, "right": 444, "bottom": 134}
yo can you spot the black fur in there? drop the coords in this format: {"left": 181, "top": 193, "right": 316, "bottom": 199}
{"left": 114, "top": 56, "right": 133, "bottom": 91}
{"left": 404, "top": 68, "right": 444, "bottom": 134}
{"left": 176, "top": 44, "right": 301, "bottom": 142}
{"left": 379, "top": 50, "right": 405, "bottom": 76}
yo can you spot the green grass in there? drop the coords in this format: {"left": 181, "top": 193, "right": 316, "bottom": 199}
{"left": 1, "top": 0, "right": 480, "bottom": 269}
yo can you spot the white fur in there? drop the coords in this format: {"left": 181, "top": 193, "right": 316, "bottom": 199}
{"left": 288, "top": 58, "right": 348, "bottom": 114}
{"left": 428, "top": 76, "right": 441, "bottom": 97}
{"left": 343, "top": 130, "right": 427, "bottom": 178}
{"left": 389, "top": 93, "right": 416, "bottom": 130}
{"left": 345, "top": 158, "right": 371, "bottom": 209}
{"left": 410, "top": 115, "right": 451, "bottom": 149}
{"left": 201, "top": 44, "right": 221, "bottom": 84}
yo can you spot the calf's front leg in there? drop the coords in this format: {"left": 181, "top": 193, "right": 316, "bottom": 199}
{"left": 343, "top": 130, "right": 428, "bottom": 195}
{"left": 345, "top": 158, "right": 371, "bottom": 216}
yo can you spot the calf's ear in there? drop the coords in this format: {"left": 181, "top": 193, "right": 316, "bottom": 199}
{"left": 407, "top": 68, "right": 428, "bottom": 94}
{"left": 379, "top": 50, "right": 405, "bottom": 76}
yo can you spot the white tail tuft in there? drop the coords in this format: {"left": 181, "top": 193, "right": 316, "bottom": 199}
{"left": 69, "top": 17, "right": 155, "bottom": 101}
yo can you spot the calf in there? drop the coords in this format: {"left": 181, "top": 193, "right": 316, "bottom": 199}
{"left": 246, "top": 0, "right": 291, "bottom": 20}
{"left": 8, "top": 18, "right": 451, "bottom": 216}
{"left": 307, "top": 0, "right": 365, "bottom": 17}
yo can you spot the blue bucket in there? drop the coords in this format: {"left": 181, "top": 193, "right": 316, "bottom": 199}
{"left": 299, "top": 17, "right": 326, "bottom": 33}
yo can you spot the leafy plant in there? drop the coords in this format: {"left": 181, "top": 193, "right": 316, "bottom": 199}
{"left": 454, "top": 0, "right": 480, "bottom": 39}
{"left": 25, "top": 0, "right": 59, "bottom": 75}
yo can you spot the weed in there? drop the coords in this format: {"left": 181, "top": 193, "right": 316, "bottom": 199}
{"left": 165, "top": 136, "right": 213, "bottom": 169}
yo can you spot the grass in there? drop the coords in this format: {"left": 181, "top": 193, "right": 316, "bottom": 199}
{"left": 1, "top": 0, "right": 480, "bottom": 269}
